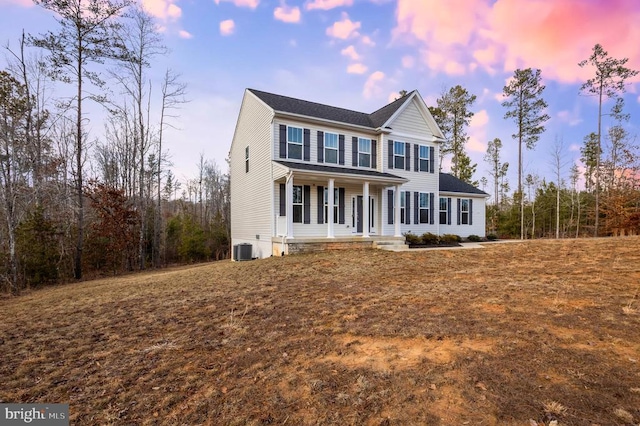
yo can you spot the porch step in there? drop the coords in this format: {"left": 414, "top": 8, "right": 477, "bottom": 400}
{"left": 373, "top": 240, "right": 409, "bottom": 251}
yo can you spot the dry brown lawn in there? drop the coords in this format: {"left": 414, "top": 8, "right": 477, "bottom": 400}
{"left": 1, "top": 237, "right": 640, "bottom": 425}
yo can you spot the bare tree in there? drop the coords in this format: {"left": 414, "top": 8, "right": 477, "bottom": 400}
{"left": 550, "top": 136, "right": 569, "bottom": 239}
{"left": 31, "top": 0, "right": 131, "bottom": 279}
{"left": 155, "top": 69, "right": 186, "bottom": 266}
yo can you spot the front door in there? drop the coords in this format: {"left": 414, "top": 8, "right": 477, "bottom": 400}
{"left": 352, "top": 195, "right": 376, "bottom": 234}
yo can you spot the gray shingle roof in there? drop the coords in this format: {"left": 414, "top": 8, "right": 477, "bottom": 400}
{"left": 439, "top": 173, "right": 489, "bottom": 196}
{"left": 249, "top": 89, "right": 412, "bottom": 129}
{"left": 275, "top": 161, "right": 406, "bottom": 181}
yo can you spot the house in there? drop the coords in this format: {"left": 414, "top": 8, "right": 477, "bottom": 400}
{"left": 229, "top": 89, "right": 489, "bottom": 259}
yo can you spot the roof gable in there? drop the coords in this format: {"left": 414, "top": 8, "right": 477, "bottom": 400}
{"left": 248, "top": 88, "right": 414, "bottom": 130}
{"left": 439, "top": 173, "right": 489, "bottom": 196}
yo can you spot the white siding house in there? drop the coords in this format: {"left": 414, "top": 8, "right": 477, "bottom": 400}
{"left": 229, "top": 89, "right": 489, "bottom": 259}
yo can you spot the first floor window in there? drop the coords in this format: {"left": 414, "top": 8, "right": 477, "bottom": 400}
{"left": 287, "top": 126, "right": 303, "bottom": 160}
{"left": 324, "top": 187, "right": 339, "bottom": 224}
{"left": 400, "top": 192, "right": 405, "bottom": 224}
{"left": 419, "top": 192, "right": 429, "bottom": 224}
{"left": 293, "top": 185, "right": 303, "bottom": 223}
{"left": 325, "top": 132, "right": 338, "bottom": 164}
{"left": 439, "top": 197, "right": 448, "bottom": 225}
{"left": 358, "top": 138, "right": 371, "bottom": 167}
{"left": 461, "top": 198, "right": 470, "bottom": 225}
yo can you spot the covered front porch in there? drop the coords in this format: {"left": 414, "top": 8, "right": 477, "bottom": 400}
{"left": 273, "top": 161, "right": 407, "bottom": 252}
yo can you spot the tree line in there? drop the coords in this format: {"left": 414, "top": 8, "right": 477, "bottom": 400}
{"left": 0, "top": 0, "right": 230, "bottom": 295}
{"left": 421, "top": 44, "right": 639, "bottom": 240}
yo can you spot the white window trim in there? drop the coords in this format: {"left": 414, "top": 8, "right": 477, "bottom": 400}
{"left": 324, "top": 132, "right": 338, "bottom": 164}
{"left": 358, "top": 137, "right": 371, "bottom": 168}
{"left": 394, "top": 141, "right": 405, "bottom": 169}
{"left": 287, "top": 126, "right": 303, "bottom": 160}
{"left": 439, "top": 197, "right": 447, "bottom": 225}
{"left": 419, "top": 145, "right": 429, "bottom": 172}
{"left": 324, "top": 187, "right": 339, "bottom": 224}
{"left": 292, "top": 185, "right": 303, "bottom": 223}
{"left": 419, "top": 192, "right": 429, "bottom": 224}
{"left": 461, "top": 198, "right": 470, "bottom": 225}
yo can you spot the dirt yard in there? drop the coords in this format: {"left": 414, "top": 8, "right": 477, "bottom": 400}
{"left": 1, "top": 237, "right": 639, "bottom": 425}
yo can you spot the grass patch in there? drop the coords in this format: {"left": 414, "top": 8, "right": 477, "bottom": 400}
{"left": 1, "top": 237, "right": 640, "bottom": 424}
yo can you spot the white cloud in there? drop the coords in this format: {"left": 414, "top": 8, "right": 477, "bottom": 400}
{"left": 141, "top": 0, "right": 182, "bottom": 21}
{"left": 360, "top": 35, "right": 375, "bottom": 46}
{"left": 178, "top": 30, "right": 193, "bottom": 39}
{"left": 468, "top": 109, "right": 489, "bottom": 153}
{"left": 306, "top": 0, "right": 352, "bottom": 10}
{"left": 220, "top": 19, "right": 235, "bottom": 36}
{"left": 274, "top": 3, "right": 301, "bottom": 23}
{"left": 557, "top": 109, "right": 583, "bottom": 127}
{"left": 326, "top": 12, "right": 361, "bottom": 39}
{"left": 214, "top": 0, "right": 259, "bottom": 8}
{"left": 401, "top": 55, "right": 415, "bottom": 69}
{"left": 569, "top": 144, "right": 581, "bottom": 152}
{"left": 363, "top": 71, "right": 385, "bottom": 99}
{"left": 341, "top": 45, "right": 361, "bottom": 61}
{"left": 347, "top": 63, "right": 368, "bottom": 74}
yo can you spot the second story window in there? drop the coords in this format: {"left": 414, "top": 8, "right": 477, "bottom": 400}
{"left": 325, "top": 132, "right": 338, "bottom": 164}
{"left": 394, "top": 141, "right": 405, "bottom": 169}
{"left": 287, "top": 126, "right": 303, "bottom": 160}
{"left": 358, "top": 138, "right": 371, "bottom": 168}
{"left": 419, "top": 145, "right": 430, "bottom": 172}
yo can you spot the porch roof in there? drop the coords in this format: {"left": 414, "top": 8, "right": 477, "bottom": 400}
{"left": 274, "top": 161, "right": 408, "bottom": 185}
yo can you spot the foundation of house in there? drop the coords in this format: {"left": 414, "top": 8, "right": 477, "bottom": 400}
{"left": 271, "top": 236, "right": 407, "bottom": 256}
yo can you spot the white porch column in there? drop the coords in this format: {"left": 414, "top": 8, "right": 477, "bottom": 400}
{"left": 363, "top": 181, "right": 370, "bottom": 238}
{"left": 286, "top": 174, "right": 294, "bottom": 238}
{"left": 394, "top": 185, "right": 402, "bottom": 237}
{"left": 327, "top": 178, "right": 335, "bottom": 238}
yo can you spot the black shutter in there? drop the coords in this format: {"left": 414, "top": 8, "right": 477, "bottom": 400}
{"left": 317, "top": 131, "right": 324, "bottom": 163}
{"left": 317, "top": 186, "right": 324, "bottom": 224}
{"left": 430, "top": 146, "right": 435, "bottom": 173}
{"left": 457, "top": 198, "right": 461, "bottom": 225}
{"left": 414, "top": 191, "right": 419, "bottom": 224}
{"left": 388, "top": 140, "right": 394, "bottom": 169}
{"left": 430, "top": 192, "right": 434, "bottom": 224}
{"left": 371, "top": 139, "right": 377, "bottom": 169}
{"left": 414, "top": 144, "right": 419, "bottom": 171}
{"left": 338, "top": 188, "right": 345, "bottom": 224}
{"left": 387, "top": 189, "right": 393, "bottom": 224}
{"left": 303, "top": 185, "right": 311, "bottom": 224}
{"left": 352, "top": 137, "right": 358, "bottom": 166}
{"left": 469, "top": 199, "right": 473, "bottom": 225}
{"left": 447, "top": 198, "right": 452, "bottom": 225}
{"left": 405, "top": 191, "right": 411, "bottom": 225}
{"left": 303, "top": 129, "right": 310, "bottom": 161}
{"left": 405, "top": 142, "right": 411, "bottom": 171}
{"left": 339, "top": 135, "right": 345, "bottom": 165}
{"left": 279, "top": 184, "right": 286, "bottom": 216}
{"left": 279, "top": 125, "right": 286, "bottom": 159}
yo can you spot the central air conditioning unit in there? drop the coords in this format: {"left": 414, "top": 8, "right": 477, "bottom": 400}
{"left": 234, "top": 243, "right": 252, "bottom": 261}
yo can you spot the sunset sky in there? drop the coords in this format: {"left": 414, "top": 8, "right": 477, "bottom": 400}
{"left": 1, "top": 0, "right": 639, "bottom": 197}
